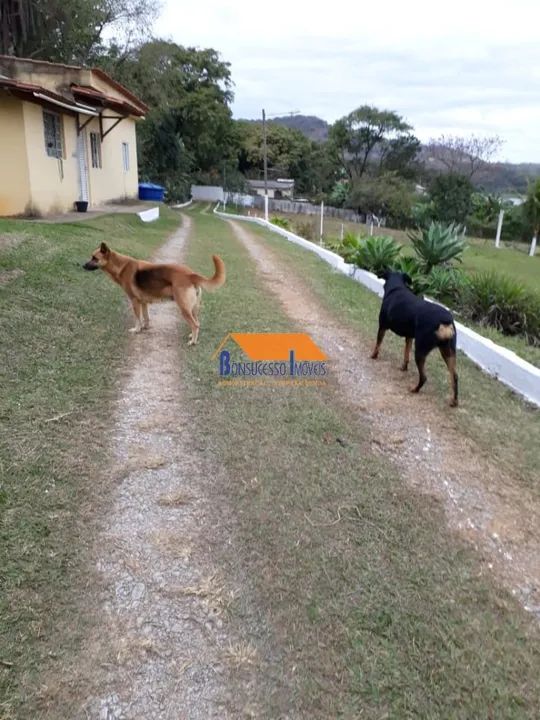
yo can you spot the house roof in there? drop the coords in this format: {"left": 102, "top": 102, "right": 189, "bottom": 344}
{"left": 0, "top": 55, "right": 147, "bottom": 117}
{"left": 70, "top": 84, "right": 146, "bottom": 117}
{"left": 247, "top": 179, "right": 295, "bottom": 190}
{"left": 0, "top": 76, "right": 99, "bottom": 116}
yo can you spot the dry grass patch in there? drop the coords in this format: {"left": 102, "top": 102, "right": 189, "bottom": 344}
{"left": 223, "top": 641, "right": 258, "bottom": 669}
{"left": 157, "top": 490, "right": 194, "bottom": 507}
{"left": 173, "top": 574, "right": 236, "bottom": 616}
{"left": 152, "top": 532, "right": 193, "bottom": 561}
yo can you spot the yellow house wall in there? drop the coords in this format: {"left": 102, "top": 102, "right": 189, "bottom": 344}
{"left": 22, "top": 101, "right": 80, "bottom": 215}
{"left": 0, "top": 95, "right": 31, "bottom": 216}
{"left": 0, "top": 100, "right": 140, "bottom": 216}
{"left": 85, "top": 115, "right": 139, "bottom": 205}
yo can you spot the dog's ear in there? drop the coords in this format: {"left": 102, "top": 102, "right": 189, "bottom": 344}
{"left": 100, "top": 242, "right": 110, "bottom": 255}
{"left": 402, "top": 272, "right": 412, "bottom": 286}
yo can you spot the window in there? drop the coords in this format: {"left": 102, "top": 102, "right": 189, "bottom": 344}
{"left": 90, "top": 132, "right": 102, "bottom": 169}
{"left": 43, "top": 111, "right": 63, "bottom": 158}
{"left": 122, "top": 142, "right": 130, "bottom": 172}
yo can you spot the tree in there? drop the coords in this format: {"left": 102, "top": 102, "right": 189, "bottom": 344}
{"left": 0, "top": 0, "right": 160, "bottom": 64}
{"left": 103, "top": 40, "right": 235, "bottom": 199}
{"left": 328, "top": 106, "right": 418, "bottom": 181}
{"left": 426, "top": 134, "right": 503, "bottom": 180}
{"left": 429, "top": 174, "right": 474, "bottom": 225}
{"left": 347, "top": 173, "right": 415, "bottom": 228}
{"left": 234, "top": 120, "right": 327, "bottom": 195}
{"left": 523, "top": 179, "right": 540, "bottom": 256}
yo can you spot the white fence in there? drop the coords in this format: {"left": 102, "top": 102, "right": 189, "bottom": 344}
{"left": 213, "top": 204, "right": 540, "bottom": 408}
{"left": 191, "top": 185, "right": 224, "bottom": 202}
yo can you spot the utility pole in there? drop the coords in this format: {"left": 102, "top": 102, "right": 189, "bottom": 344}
{"left": 261, "top": 109, "right": 300, "bottom": 222}
{"left": 262, "top": 108, "right": 269, "bottom": 221}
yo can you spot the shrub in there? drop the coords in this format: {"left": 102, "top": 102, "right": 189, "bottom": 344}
{"left": 393, "top": 255, "right": 430, "bottom": 295}
{"left": 270, "top": 216, "right": 290, "bottom": 229}
{"left": 339, "top": 232, "right": 362, "bottom": 262}
{"left": 323, "top": 236, "right": 344, "bottom": 253}
{"left": 408, "top": 221, "right": 466, "bottom": 273}
{"left": 349, "top": 235, "right": 402, "bottom": 276}
{"left": 294, "top": 220, "right": 315, "bottom": 241}
{"left": 425, "top": 266, "right": 468, "bottom": 305}
{"left": 462, "top": 272, "right": 540, "bottom": 344}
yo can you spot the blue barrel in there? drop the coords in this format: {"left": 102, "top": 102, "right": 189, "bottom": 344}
{"left": 138, "top": 182, "right": 165, "bottom": 201}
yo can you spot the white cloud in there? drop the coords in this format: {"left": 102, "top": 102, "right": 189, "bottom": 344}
{"left": 154, "top": 0, "right": 540, "bottom": 162}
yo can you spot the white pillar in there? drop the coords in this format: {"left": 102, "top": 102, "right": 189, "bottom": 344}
{"left": 340, "top": 223, "right": 344, "bottom": 241}
{"left": 529, "top": 234, "right": 537, "bottom": 257}
{"left": 495, "top": 209, "right": 504, "bottom": 248}
{"left": 320, "top": 201, "right": 324, "bottom": 245}
{"left": 264, "top": 195, "right": 269, "bottom": 222}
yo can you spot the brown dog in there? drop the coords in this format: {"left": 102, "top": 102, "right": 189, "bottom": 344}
{"left": 83, "top": 242, "right": 225, "bottom": 344}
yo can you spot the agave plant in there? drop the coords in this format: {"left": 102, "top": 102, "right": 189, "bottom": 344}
{"left": 350, "top": 235, "right": 402, "bottom": 276}
{"left": 407, "top": 221, "right": 466, "bottom": 273}
{"left": 393, "top": 255, "right": 428, "bottom": 295}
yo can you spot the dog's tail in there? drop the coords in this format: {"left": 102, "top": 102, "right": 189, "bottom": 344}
{"left": 192, "top": 255, "right": 226, "bottom": 291}
{"left": 435, "top": 323, "right": 455, "bottom": 341}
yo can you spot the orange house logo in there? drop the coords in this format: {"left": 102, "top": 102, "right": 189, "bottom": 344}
{"left": 213, "top": 333, "right": 328, "bottom": 385}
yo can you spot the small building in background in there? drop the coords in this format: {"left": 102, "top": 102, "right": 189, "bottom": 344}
{"left": 247, "top": 178, "right": 295, "bottom": 199}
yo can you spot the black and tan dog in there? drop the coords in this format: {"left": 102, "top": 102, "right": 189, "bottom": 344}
{"left": 83, "top": 242, "right": 225, "bottom": 344}
{"left": 371, "top": 270, "right": 458, "bottom": 407}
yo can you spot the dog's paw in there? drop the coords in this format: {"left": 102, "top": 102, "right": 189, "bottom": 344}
{"left": 370, "top": 353, "right": 378, "bottom": 360}
{"left": 449, "top": 398, "right": 458, "bottom": 408}
{"left": 409, "top": 386, "right": 420, "bottom": 394}
{"left": 129, "top": 326, "right": 142, "bottom": 334}
{"left": 400, "top": 363, "right": 408, "bottom": 372}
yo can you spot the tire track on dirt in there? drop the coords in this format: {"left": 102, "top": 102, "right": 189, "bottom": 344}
{"left": 72, "top": 216, "right": 262, "bottom": 720}
{"left": 227, "top": 218, "right": 540, "bottom": 620}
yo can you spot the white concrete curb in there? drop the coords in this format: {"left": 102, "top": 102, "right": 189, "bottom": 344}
{"left": 138, "top": 206, "right": 160, "bottom": 223}
{"left": 214, "top": 204, "right": 540, "bottom": 408}
{"left": 172, "top": 198, "right": 193, "bottom": 209}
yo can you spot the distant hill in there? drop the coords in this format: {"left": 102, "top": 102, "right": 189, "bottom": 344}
{"left": 270, "top": 114, "right": 329, "bottom": 143}
{"left": 244, "top": 114, "right": 539, "bottom": 194}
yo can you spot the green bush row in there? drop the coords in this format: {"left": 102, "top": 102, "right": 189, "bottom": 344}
{"left": 327, "top": 226, "right": 540, "bottom": 347}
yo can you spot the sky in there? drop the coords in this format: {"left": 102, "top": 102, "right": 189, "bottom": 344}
{"left": 154, "top": 0, "right": 540, "bottom": 163}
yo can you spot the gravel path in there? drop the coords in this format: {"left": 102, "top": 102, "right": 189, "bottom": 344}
{"left": 227, "top": 218, "right": 540, "bottom": 621}
{"left": 77, "top": 217, "right": 262, "bottom": 719}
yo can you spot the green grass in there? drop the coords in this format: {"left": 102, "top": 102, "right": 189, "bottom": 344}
{"left": 265, "top": 211, "right": 540, "bottom": 289}
{"left": 256, "top": 211, "right": 540, "bottom": 366}
{"left": 0, "top": 207, "right": 180, "bottom": 718}
{"left": 178, "top": 206, "right": 540, "bottom": 718}
{"left": 245, "top": 220, "right": 540, "bottom": 496}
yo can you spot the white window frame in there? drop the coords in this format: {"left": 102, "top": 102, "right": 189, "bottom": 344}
{"left": 90, "top": 131, "right": 102, "bottom": 169}
{"left": 122, "top": 142, "right": 130, "bottom": 172}
{"left": 43, "top": 110, "right": 64, "bottom": 158}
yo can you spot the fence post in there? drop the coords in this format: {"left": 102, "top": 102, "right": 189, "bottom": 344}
{"left": 495, "top": 209, "right": 504, "bottom": 248}
{"left": 529, "top": 234, "right": 538, "bottom": 257}
{"left": 340, "top": 223, "right": 344, "bottom": 241}
{"left": 320, "top": 201, "right": 324, "bottom": 245}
